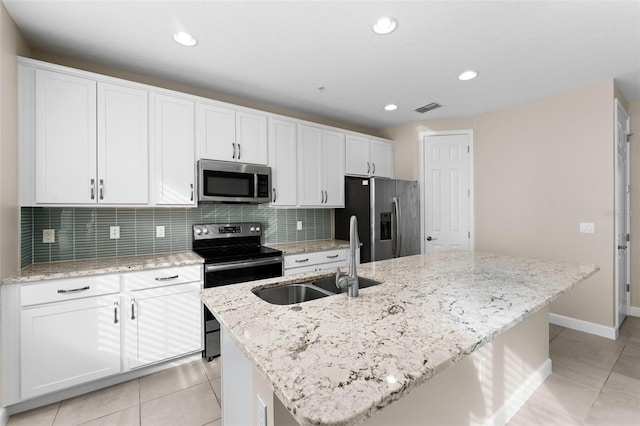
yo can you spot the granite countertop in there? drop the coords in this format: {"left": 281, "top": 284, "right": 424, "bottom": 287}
{"left": 200, "top": 250, "right": 598, "bottom": 426}
{"left": 267, "top": 239, "right": 350, "bottom": 255}
{"left": 3, "top": 251, "right": 204, "bottom": 284}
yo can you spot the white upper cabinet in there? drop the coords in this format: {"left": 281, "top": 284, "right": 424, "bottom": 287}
{"left": 268, "top": 117, "right": 297, "bottom": 206}
{"left": 97, "top": 83, "right": 149, "bottom": 204}
{"left": 152, "top": 94, "right": 196, "bottom": 206}
{"left": 35, "top": 69, "right": 97, "bottom": 204}
{"left": 345, "top": 135, "right": 393, "bottom": 178}
{"left": 32, "top": 69, "right": 149, "bottom": 205}
{"left": 298, "top": 125, "right": 345, "bottom": 208}
{"left": 197, "top": 102, "right": 268, "bottom": 165}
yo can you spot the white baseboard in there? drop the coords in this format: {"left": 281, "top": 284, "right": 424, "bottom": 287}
{"left": 483, "top": 358, "right": 552, "bottom": 426}
{"left": 0, "top": 407, "right": 8, "bottom": 426}
{"left": 549, "top": 313, "right": 617, "bottom": 340}
{"left": 628, "top": 306, "right": 640, "bottom": 317}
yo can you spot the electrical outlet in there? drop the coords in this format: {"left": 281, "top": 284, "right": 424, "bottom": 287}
{"left": 156, "top": 225, "right": 165, "bottom": 238}
{"left": 42, "top": 229, "right": 55, "bottom": 244}
{"left": 579, "top": 222, "right": 595, "bottom": 234}
{"left": 257, "top": 394, "right": 267, "bottom": 426}
{"left": 297, "top": 221, "right": 303, "bottom": 231}
{"left": 110, "top": 226, "right": 120, "bottom": 239}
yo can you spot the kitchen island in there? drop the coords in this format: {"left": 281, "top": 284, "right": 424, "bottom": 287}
{"left": 201, "top": 251, "right": 598, "bottom": 425}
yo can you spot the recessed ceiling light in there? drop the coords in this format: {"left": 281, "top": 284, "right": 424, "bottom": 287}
{"left": 173, "top": 31, "right": 198, "bottom": 47}
{"left": 384, "top": 104, "right": 398, "bottom": 111}
{"left": 373, "top": 16, "right": 398, "bottom": 35}
{"left": 458, "top": 70, "right": 478, "bottom": 81}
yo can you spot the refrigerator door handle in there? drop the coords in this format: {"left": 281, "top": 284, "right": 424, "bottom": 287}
{"left": 392, "top": 197, "right": 400, "bottom": 257}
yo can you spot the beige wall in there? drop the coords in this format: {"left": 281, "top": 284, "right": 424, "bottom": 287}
{"left": 382, "top": 81, "right": 617, "bottom": 327}
{"left": 628, "top": 100, "right": 640, "bottom": 309}
{"left": 30, "top": 50, "right": 383, "bottom": 137}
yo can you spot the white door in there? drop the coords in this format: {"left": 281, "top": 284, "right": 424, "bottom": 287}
{"left": 153, "top": 94, "right": 196, "bottom": 206}
{"left": 322, "top": 130, "right": 345, "bottom": 207}
{"left": 97, "top": 82, "right": 148, "bottom": 204}
{"left": 423, "top": 132, "right": 473, "bottom": 253}
{"left": 21, "top": 295, "right": 121, "bottom": 398}
{"left": 196, "top": 102, "right": 236, "bottom": 162}
{"left": 235, "top": 110, "right": 268, "bottom": 165}
{"left": 345, "top": 135, "right": 370, "bottom": 176}
{"left": 35, "top": 69, "right": 97, "bottom": 204}
{"left": 370, "top": 139, "right": 393, "bottom": 178}
{"left": 268, "top": 117, "right": 297, "bottom": 206}
{"left": 615, "top": 99, "right": 631, "bottom": 329}
{"left": 298, "top": 125, "right": 324, "bottom": 206}
{"left": 125, "top": 282, "right": 202, "bottom": 369}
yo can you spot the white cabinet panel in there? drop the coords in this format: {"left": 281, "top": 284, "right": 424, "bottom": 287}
{"left": 97, "top": 83, "right": 148, "bottom": 204}
{"left": 35, "top": 69, "right": 97, "bottom": 204}
{"left": 197, "top": 103, "right": 235, "bottom": 161}
{"left": 370, "top": 139, "right": 393, "bottom": 178}
{"left": 125, "top": 281, "right": 202, "bottom": 369}
{"left": 153, "top": 94, "right": 196, "bottom": 206}
{"left": 236, "top": 111, "right": 268, "bottom": 165}
{"left": 284, "top": 248, "right": 348, "bottom": 276}
{"left": 345, "top": 135, "right": 370, "bottom": 176}
{"left": 322, "top": 130, "right": 345, "bottom": 207}
{"left": 298, "top": 125, "right": 324, "bottom": 206}
{"left": 268, "top": 118, "right": 297, "bottom": 206}
{"left": 21, "top": 295, "right": 121, "bottom": 399}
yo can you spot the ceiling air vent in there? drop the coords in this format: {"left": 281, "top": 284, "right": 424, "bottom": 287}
{"left": 414, "top": 102, "right": 442, "bottom": 114}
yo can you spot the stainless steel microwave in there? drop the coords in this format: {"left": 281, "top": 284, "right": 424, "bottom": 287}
{"left": 197, "top": 159, "right": 272, "bottom": 203}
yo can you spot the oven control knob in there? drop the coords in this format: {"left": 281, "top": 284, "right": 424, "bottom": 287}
{"left": 194, "top": 227, "right": 202, "bottom": 235}
{"left": 250, "top": 227, "right": 255, "bottom": 232}
{"left": 202, "top": 228, "right": 209, "bottom": 235}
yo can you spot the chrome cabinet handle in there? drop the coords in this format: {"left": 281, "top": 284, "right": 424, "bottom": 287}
{"left": 99, "top": 179, "right": 104, "bottom": 200}
{"left": 372, "top": 163, "right": 376, "bottom": 175}
{"left": 190, "top": 183, "right": 194, "bottom": 202}
{"left": 114, "top": 301, "right": 119, "bottom": 324}
{"left": 273, "top": 188, "right": 277, "bottom": 203}
{"left": 324, "top": 190, "right": 328, "bottom": 204}
{"left": 367, "top": 162, "right": 370, "bottom": 174}
{"left": 131, "top": 299, "right": 136, "bottom": 320}
{"left": 155, "top": 274, "right": 179, "bottom": 281}
{"left": 426, "top": 236, "right": 438, "bottom": 241}
{"left": 320, "top": 190, "right": 324, "bottom": 204}
{"left": 618, "top": 245, "right": 628, "bottom": 250}
{"left": 232, "top": 143, "right": 236, "bottom": 159}
{"left": 326, "top": 254, "right": 339, "bottom": 259}
{"left": 90, "top": 179, "right": 95, "bottom": 200}
{"left": 295, "top": 258, "right": 309, "bottom": 263}
{"left": 57, "top": 286, "right": 90, "bottom": 294}
{"left": 238, "top": 144, "right": 241, "bottom": 160}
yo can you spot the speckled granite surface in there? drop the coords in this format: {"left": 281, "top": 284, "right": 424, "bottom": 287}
{"left": 267, "top": 239, "right": 349, "bottom": 254}
{"left": 3, "top": 251, "right": 204, "bottom": 284}
{"left": 201, "top": 250, "right": 598, "bottom": 426}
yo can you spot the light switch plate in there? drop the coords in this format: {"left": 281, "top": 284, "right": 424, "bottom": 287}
{"left": 579, "top": 222, "right": 595, "bottom": 234}
{"left": 110, "top": 226, "right": 120, "bottom": 239}
{"left": 156, "top": 225, "right": 165, "bottom": 238}
{"left": 296, "top": 221, "right": 303, "bottom": 231}
{"left": 42, "top": 229, "right": 55, "bottom": 244}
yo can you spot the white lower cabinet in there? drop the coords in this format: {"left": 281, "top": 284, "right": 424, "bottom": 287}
{"left": 125, "top": 281, "right": 202, "bottom": 369}
{"left": 284, "top": 248, "right": 348, "bottom": 276}
{"left": 21, "top": 294, "right": 121, "bottom": 399}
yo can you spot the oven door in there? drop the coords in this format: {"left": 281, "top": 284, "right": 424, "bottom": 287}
{"left": 203, "top": 256, "right": 283, "bottom": 359}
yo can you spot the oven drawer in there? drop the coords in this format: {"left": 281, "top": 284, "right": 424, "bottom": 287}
{"left": 122, "top": 265, "right": 202, "bottom": 291}
{"left": 284, "top": 249, "right": 347, "bottom": 270}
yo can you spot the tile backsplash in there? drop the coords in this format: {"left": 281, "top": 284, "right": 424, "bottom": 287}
{"left": 20, "top": 205, "right": 333, "bottom": 267}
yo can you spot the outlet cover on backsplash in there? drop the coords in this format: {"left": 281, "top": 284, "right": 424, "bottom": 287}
{"left": 21, "top": 205, "right": 334, "bottom": 267}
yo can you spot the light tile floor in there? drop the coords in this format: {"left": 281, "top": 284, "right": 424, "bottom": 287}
{"left": 8, "top": 317, "right": 640, "bottom": 426}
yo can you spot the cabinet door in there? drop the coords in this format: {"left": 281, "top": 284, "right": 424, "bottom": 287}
{"left": 197, "top": 102, "right": 236, "bottom": 162}
{"left": 97, "top": 83, "right": 148, "bottom": 204}
{"left": 297, "top": 125, "right": 324, "bottom": 206}
{"left": 153, "top": 94, "right": 196, "bottom": 205}
{"left": 322, "top": 130, "right": 345, "bottom": 207}
{"left": 370, "top": 139, "right": 393, "bottom": 178}
{"left": 268, "top": 118, "right": 297, "bottom": 206}
{"left": 125, "top": 282, "right": 202, "bottom": 369}
{"left": 35, "top": 69, "right": 97, "bottom": 204}
{"left": 21, "top": 295, "right": 121, "bottom": 399}
{"left": 236, "top": 111, "right": 268, "bottom": 165}
{"left": 345, "top": 135, "right": 370, "bottom": 176}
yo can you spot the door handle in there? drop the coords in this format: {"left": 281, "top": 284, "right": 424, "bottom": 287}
{"left": 114, "top": 301, "right": 119, "bottom": 324}
{"left": 295, "top": 258, "right": 309, "bottom": 263}
{"left": 90, "top": 179, "right": 95, "bottom": 200}
{"left": 99, "top": 179, "right": 104, "bottom": 200}
{"left": 372, "top": 163, "right": 376, "bottom": 175}
{"left": 367, "top": 162, "right": 370, "bottom": 174}
{"left": 426, "top": 236, "right": 438, "bottom": 241}
{"left": 237, "top": 144, "right": 241, "bottom": 160}
{"left": 57, "top": 286, "right": 90, "bottom": 294}
{"left": 131, "top": 298, "right": 136, "bottom": 320}
{"left": 273, "top": 188, "right": 277, "bottom": 203}
{"left": 392, "top": 197, "right": 399, "bottom": 257}
{"left": 618, "top": 245, "right": 628, "bottom": 250}
{"left": 324, "top": 190, "right": 328, "bottom": 204}
{"left": 232, "top": 143, "right": 236, "bottom": 159}
{"left": 155, "top": 274, "right": 179, "bottom": 281}
{"left": 190, "top": 183, "right": 194, "bottom": 202}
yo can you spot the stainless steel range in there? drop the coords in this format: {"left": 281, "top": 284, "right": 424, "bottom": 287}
{"left": 192, "top": 222, "right": 283, "bottom": 360}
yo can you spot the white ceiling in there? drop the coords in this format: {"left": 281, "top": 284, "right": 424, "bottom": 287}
{"left": 4, "top": 0, "right": 640, "bottom": 131}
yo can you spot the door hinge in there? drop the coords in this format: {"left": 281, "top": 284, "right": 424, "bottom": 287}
{"left": 627, "top": 283, "right": 630, "bottom": 292}
{"left": 626, "top": 133, "right": 633, "bottom": 143}
{"left": 467, "top": 146, "right": 470, "bottom": 153}
{"left": 627, "top": 233, "right": 630, "bottom": 242}
{"left": 468, "top": 231, "right": 471, "bottom": 239}
{"left": 468, "top": 189, "right": 470, "bottom": 197}
{"left": 627, "top": 185, "right": 631, "bottom": 194}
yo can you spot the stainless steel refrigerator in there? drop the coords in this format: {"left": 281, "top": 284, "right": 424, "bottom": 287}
{"left": 335, "top": 177, "right": 420, "bottom": 263}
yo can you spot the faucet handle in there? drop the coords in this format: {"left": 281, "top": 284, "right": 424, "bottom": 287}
{"left": 335, "top": 268, "right": 342, "bottom": 289}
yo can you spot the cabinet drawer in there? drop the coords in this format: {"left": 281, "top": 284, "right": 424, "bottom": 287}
{"left": 122, "top": 265, "right": 202, "bottom": 291}
{"left": 284, "top": 249, "right": 347, "bottom": 270}
{"left": 21, "top": 275, "right": 120, "bottom": 307}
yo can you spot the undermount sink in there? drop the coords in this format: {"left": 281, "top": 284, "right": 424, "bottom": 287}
{"left": 253, "top": 277, "right": 382, "bottom": 305}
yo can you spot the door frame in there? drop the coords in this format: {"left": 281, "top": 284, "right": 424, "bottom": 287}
{"left": 614, "top": 98, "right": 631, "bottom": 330}
{"left": 419, "top": 129, "right": 475, "bottom": 254}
